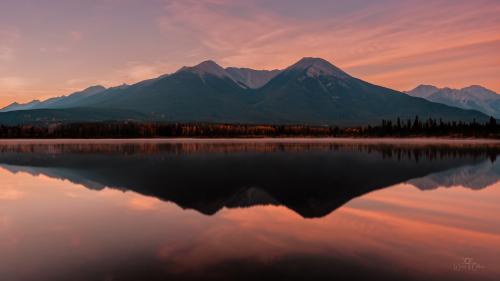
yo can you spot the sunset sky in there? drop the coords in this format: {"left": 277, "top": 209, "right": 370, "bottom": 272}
{"left": 0, "top": 0, "right": 499, "bottom": 107}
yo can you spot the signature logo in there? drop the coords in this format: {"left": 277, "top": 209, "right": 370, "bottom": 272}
{"left": 453, "top": 257, "right": 485, "bottom": 272}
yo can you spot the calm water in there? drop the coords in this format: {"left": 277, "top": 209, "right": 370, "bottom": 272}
{"left": 0, "top": 139, "right": 499, "bottom": 281}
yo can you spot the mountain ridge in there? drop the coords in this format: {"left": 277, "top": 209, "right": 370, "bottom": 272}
{"left": 1, "top": 85, "right": 108, "bottom": 112}
{"left": 0, "top": 57, "right": 492, "bottom": 126}
{"left": 406, "top": 84, "right": 500, "bottom": 118}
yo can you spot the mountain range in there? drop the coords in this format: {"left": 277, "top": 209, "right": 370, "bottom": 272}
{"left": 0, "top": 57, "right": 491, "bottom": 126}
{"left": 406, "top": 85, "right": 500, "bottom": 118}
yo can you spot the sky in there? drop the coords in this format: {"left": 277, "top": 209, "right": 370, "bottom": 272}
{"left": 0, "top": 0, "right": 499, "bottom": 107}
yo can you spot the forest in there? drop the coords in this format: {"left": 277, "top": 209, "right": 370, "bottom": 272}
{"left": 0, "top": 117, "right": 498, "bottom": 138}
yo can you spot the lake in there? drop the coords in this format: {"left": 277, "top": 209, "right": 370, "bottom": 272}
{"left": 0, "top": 139, "right": 499, "bottom": 281}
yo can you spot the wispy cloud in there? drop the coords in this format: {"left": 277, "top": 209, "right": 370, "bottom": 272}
{"left": 123, "top": 62, "right": 164, "bottom": 81}
{"left": 0, "top": 47, "right": 14, "bottom": 61}
{"left": 157, "top": 0, "right": 500, "bottom": 90}
{"left": 68, "top": 30, "right": 83, "bottom": 43}
{"left": 0, "top": 76, "right": 26, "bottom": 89}
{"left": 158, "top": 0, "right": 294, "bottom": 67}
{"left": 0, "top": 26, "right": 20, "bottom": 62}
{"left": 0, "top": 189, "right": 24, "bottom": 200}
{"left": 1, "top": 0, "right": 499, "bottom": 105}
{"left": 0, "top": 26, "right": 20, "bottom": 43}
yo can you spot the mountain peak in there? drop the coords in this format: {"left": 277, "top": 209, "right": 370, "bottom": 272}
{"left": 178, "top": 60, "right": 228, "bottom": 78}
{"left": 414, "top": 84, "right": 439, "bottom": 91}
{"left": 0, "top": 99, "right": 42, "bottom": 112}
{"left": 295, "top": 57, "right": 330, "bottom": 65}
{"left": 83, "top": 85, "right": 106, "bottom": 92}
{"left": 406, "top": 84, "right": 441, "bottom": 98}
{"left": 287, "top": 57, "right": 349, "bottom": 78}
{"left": 72, "top": 85, "right": 107, "bottom": 97}
{"left": 461, "top": 85, "right": 497, "bottom": 94}
{"left": 406, "top": 84, "right": 500, "bottom": 117}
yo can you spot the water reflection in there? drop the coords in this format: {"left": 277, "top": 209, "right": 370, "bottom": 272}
{"left": 0, "top": 140, "right": 499, "bottom": 281}
{"left": 0, "top": 141, "right": 498, "bottom": 218}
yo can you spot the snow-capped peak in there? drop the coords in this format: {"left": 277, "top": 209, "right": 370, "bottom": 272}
{"left": 287, "top": 57, "right": 350, "bottom": 78}
{"left": 178, "top": 60, "right": 228, "bottom": 78}
{"left": 406, "top": 84, "right": 440, "bottom": 98}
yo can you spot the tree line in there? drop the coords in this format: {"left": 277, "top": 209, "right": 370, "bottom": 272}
{"left": 0, "top": 117, "right": 498, "bottom": 138}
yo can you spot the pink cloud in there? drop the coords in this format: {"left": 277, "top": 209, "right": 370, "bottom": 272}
{"left": 1, "top": 0, "right": 499, "bottom": 105}
{"left": 0, "top": 26, "right": 20, "bottom": 44}
{"left": 157, "top": 0, "right": 500, "bottom": 91}
{"left": 0, "top": 47, "right": 14, "bottom": 61}
{"left": 68, "top": 30, "right": 83, "bottom": 43}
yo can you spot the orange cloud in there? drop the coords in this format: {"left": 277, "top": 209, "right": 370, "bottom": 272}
{"left": 153, "top": 0, "right": 500, "bottom": 93}
{"left": 1, "top": 0, "right": 499, "bottom": 107}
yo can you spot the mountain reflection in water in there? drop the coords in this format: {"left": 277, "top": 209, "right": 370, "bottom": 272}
{"left": 0, "top": 141, "right": 498, "bottom": 218}
{"left": 0, "top": 140, "right": 499, "bottom": 281}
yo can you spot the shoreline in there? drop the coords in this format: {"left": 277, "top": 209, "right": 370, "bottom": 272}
{"left": 0, "top": 137, "right": 500, "bottom": 145}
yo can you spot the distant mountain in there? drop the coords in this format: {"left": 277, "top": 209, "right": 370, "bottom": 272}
{"left": 0, "top": 58, "right": 491, "bottom": 125}
{"left": 41, "top": 85, "right": 107, "bottom": 109}
{"left": 0, "top": 85, "right": 107, "bottom": 112}
{"left": 0, "top": 99, "right": 43, "bottom": 112}
{"left": 406, "top": 84, "right": 500, "bottom": 118}
{"left": 406, "top": 85, "right": 440, "bottom": 99}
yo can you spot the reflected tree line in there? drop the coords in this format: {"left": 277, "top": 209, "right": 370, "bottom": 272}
{"left": 0, "top": 116, "right": 499, "bottom": 138}
{"left": 0, "top": 142, "right": 498, "bottom": 162}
